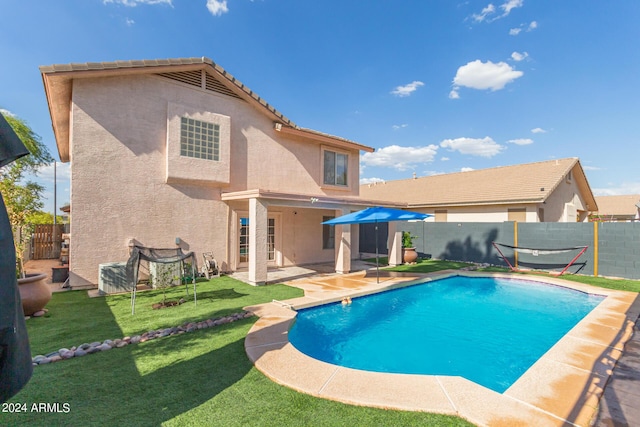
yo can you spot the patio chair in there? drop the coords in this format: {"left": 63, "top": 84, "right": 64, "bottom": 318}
{"left": 201, "top": 252, "right": 220, "bottom": 279}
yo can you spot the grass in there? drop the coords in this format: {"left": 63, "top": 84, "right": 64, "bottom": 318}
{"left": 5, "top": 276, "right": 473, "bottom": 427}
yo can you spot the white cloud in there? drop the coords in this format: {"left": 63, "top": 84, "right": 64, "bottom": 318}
{"left": 440, "top": 137, "right": 505, "bottom": 157}
{"left": 510, "top": 20, "right": 537, "bottom": 35}
{"left": 500, "top": 0, "right": 523, "bottom": 16}
{"left": 511, "top": 51, "right": 528, "bottom": 61}
{"left": 360, "top": 177, "right": 386, "bottom": 185}
{"left": 391, "top": 81, "right": 424, "bottom": 97}
{"left": 453, "top": 60, "right": 523, "bottom": 91}
{"left": 472, "top": 0, "right": 523, "bottom": 23}
{"left": 392, "top": 124, "right": 408, "bottom": 130}
{"left": 103, "top": 0, "right": 172, "bottom": 6}
{"left": 531, "top": 127, "right": 547, "bottom": 133}
{"left": 361, "top": 144, "right": 439, "bottom": 170}
{"left": 441, "top": 157, "right": 450, "bottom": 161}
{"left": 207, "top": 0, "right": 228, "bottom": 16}
{"left": 449, "top": 88, "right": 460, "bottom": 99}
{"left": 582, "top": 165, "right": 601, "bottom": 171}
{"left": 126, "top": 18, "right": 135, "bottom": 26}
{"left": 593, "top": 182, "right": 640, "bottom": 196}
{"left": 472, "top": 4, "right": 495, "bottom": 22}
{"left": 34, "top": 162, "right": 71, "bottom": 183}
{"left": 460, "top": 167, "right": 476, "bottom": 172}
{"left": 507, "top": 138, "right": 533, "bottom": 145}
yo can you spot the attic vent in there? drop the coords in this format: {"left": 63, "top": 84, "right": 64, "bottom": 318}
{"left": 156, "top": 70, "right": 244, "bottom": 101}
{"left": 157, "top": 70, "right": 202, "bottom": 87}
{"left": 205, "top": 73, "right": 243, "bottom": 100}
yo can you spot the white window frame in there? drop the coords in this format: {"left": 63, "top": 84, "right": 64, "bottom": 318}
{"left": 321, "top": 146, "right": 349, "bottom": 188}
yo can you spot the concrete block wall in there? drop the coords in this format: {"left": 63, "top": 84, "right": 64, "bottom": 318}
{"left": 597, "top": 223, "right": 640, "bottom": 280}
{"left": 389, "top": 222, "right": 640, "bottom": 280}
{"left": 515, "top": 223, "right": 594, "bottom": 275}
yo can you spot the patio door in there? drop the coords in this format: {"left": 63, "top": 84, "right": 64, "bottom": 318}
{"left": 237, "top": 213, "right": 281, "bottom": 268}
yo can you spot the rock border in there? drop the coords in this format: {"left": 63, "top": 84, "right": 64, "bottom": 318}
{"left": 32, "top": 310, "right": 254, "bottom": 366}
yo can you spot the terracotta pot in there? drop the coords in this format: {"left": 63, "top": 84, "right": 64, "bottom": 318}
{"left": 403, "top": 247, "right": 418, "bottom": 264}
{"left": 18, "top": 273, "right": 52, "bottom": 316}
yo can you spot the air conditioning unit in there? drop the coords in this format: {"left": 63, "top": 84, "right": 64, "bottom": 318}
{"left": 98, "top": 262, "right": 129, "bottom": 295}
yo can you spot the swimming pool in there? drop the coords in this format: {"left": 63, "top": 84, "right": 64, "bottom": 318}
{"left": 288, "top": 275, "right": 604, "bottom": 393}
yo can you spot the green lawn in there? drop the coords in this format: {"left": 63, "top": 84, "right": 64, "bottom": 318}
{"left": 5, "top": 277, "right": 473, "bottom": 427}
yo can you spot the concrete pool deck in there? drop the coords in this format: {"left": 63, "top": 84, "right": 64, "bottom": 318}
{"left": 244, "top": 270, "right": 640, "bottom": 427}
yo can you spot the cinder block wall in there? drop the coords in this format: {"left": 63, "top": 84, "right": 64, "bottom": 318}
{"left": 597, "top": 223, "right": 640, "bottom": 280}
{"left": 387, "top": 222, "right": 640, "bottom": 280}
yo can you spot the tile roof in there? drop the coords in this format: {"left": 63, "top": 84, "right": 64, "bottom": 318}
{"left": 593, "top": 195, "right": 640, "bottom": 216}
{"left": 40, "top": 57, "right": 372, "bottom": 161}
{"left": 360, "top": 158, "right": 597, "bottom": 209}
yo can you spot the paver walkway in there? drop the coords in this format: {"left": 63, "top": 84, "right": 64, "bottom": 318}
{"left": 594, "top": 316, "right": 640, "bottom": 426}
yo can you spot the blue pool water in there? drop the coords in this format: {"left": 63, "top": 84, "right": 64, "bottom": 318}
{"left": 288, "top": 276, "right": 603, "bottom": 393}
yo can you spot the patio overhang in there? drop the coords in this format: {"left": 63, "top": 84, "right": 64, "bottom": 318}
{"left": 221, "top": 189, "right": 406, "bottom": 210}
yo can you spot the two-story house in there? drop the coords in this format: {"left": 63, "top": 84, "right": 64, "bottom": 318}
{"left": 41, "top": 57, "right": 388, "bottom": 288}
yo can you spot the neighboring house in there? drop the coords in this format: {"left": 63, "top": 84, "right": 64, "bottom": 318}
{"left": 41, "top": 57, "right": 393, "bottom": 288}
{"left": 591, "top": 195, "right": 640, "bottom": 222}
{"left": 360, "top": 158, "right": 597, "bottom": 223}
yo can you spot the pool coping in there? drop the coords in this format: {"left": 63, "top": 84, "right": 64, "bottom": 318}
{"left": 244, "top": 270, "right": 640, "bottom": 427}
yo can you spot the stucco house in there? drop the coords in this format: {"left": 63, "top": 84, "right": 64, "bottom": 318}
{"left": 40, "top": 57, "right": 397, "bottom": 288}
{"left": 360, "top": 158, "right": 597, "bottom": 223}
{"left": 592, "top": 195, "right": 640, "bottom": 222}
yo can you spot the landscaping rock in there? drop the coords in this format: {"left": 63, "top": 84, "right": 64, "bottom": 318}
{"left": 33, "top": 310, "right": 46, "bottom": 317}
{"left": 32, "top": 310, "right": 255, "bottom": 367}
{"left": 61, "top": 350, "right": 75, "bottom": 359}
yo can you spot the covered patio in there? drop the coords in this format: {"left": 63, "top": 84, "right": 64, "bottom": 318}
{"left": 221, "top": 189, "right": 407, "bottom": 286}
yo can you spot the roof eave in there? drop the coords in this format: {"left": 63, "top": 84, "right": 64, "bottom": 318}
{"left": 275, "top": 126, "right": 374, "bottom": 152}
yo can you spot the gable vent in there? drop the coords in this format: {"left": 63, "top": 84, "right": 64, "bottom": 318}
{"left": 156, "top": 70, "right": 244, "bottom": 101}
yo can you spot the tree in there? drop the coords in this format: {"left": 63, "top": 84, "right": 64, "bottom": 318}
{"left": 0, "top": 111, "right": 54, "bottom": 277}
{"left": 25, "top": 211, "right": 66, "bottom": 225}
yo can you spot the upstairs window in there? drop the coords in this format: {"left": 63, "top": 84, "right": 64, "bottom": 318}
{"left": 180, "top": 117, "right": 220, "bottom": 161}
{"left": 323, "top": 150, "right": 348, "bottom": 186}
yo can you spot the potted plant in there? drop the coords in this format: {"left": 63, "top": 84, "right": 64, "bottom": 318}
{"left": 0, "top": 112, "right": 53, "bottom": 315}
{"left": 402, "top": 231, "right": 419, "bottom": 264}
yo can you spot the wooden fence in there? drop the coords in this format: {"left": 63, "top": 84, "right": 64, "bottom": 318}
{"left": 32, "top": 224, "right": 64, "bottom": 260}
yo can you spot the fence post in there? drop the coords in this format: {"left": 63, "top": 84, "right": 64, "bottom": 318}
{"left": 514, "top": 221, "right": 519, "bottom": 269}
{"left": 593, "top": 221, "right": 599, "bottom": 277}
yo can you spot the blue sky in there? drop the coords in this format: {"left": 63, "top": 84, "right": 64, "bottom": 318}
{"left": 1, "top": 0, "right": 639, "bottom": 215}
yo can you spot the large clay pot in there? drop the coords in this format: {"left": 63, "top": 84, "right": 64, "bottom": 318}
{"left": 18, "top": 273, "right": 51, "bottom": 316}
{"left": 402, "top": 247, "right": 418, "bottom": 264}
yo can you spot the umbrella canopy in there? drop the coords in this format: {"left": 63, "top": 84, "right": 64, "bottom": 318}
{"left": 322, "top": 206, "right": 430, "bottom": 225}
{"left": 323, "top": 207, "right": 432, "bottom": 283}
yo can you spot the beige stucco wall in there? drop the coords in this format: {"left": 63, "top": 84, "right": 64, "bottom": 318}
{"left": 542, "top": 171, "right": 590, "bottom": 222}
{"left": 67, "top": 74, "right": 362, "bottom": 286}
{"left": 417, "top": 205, "right": 539, "bottom": 223}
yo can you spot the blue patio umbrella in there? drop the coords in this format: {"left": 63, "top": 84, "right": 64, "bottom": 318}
{"left": 322, "top": 207, "right": 432, "bottom": 282}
